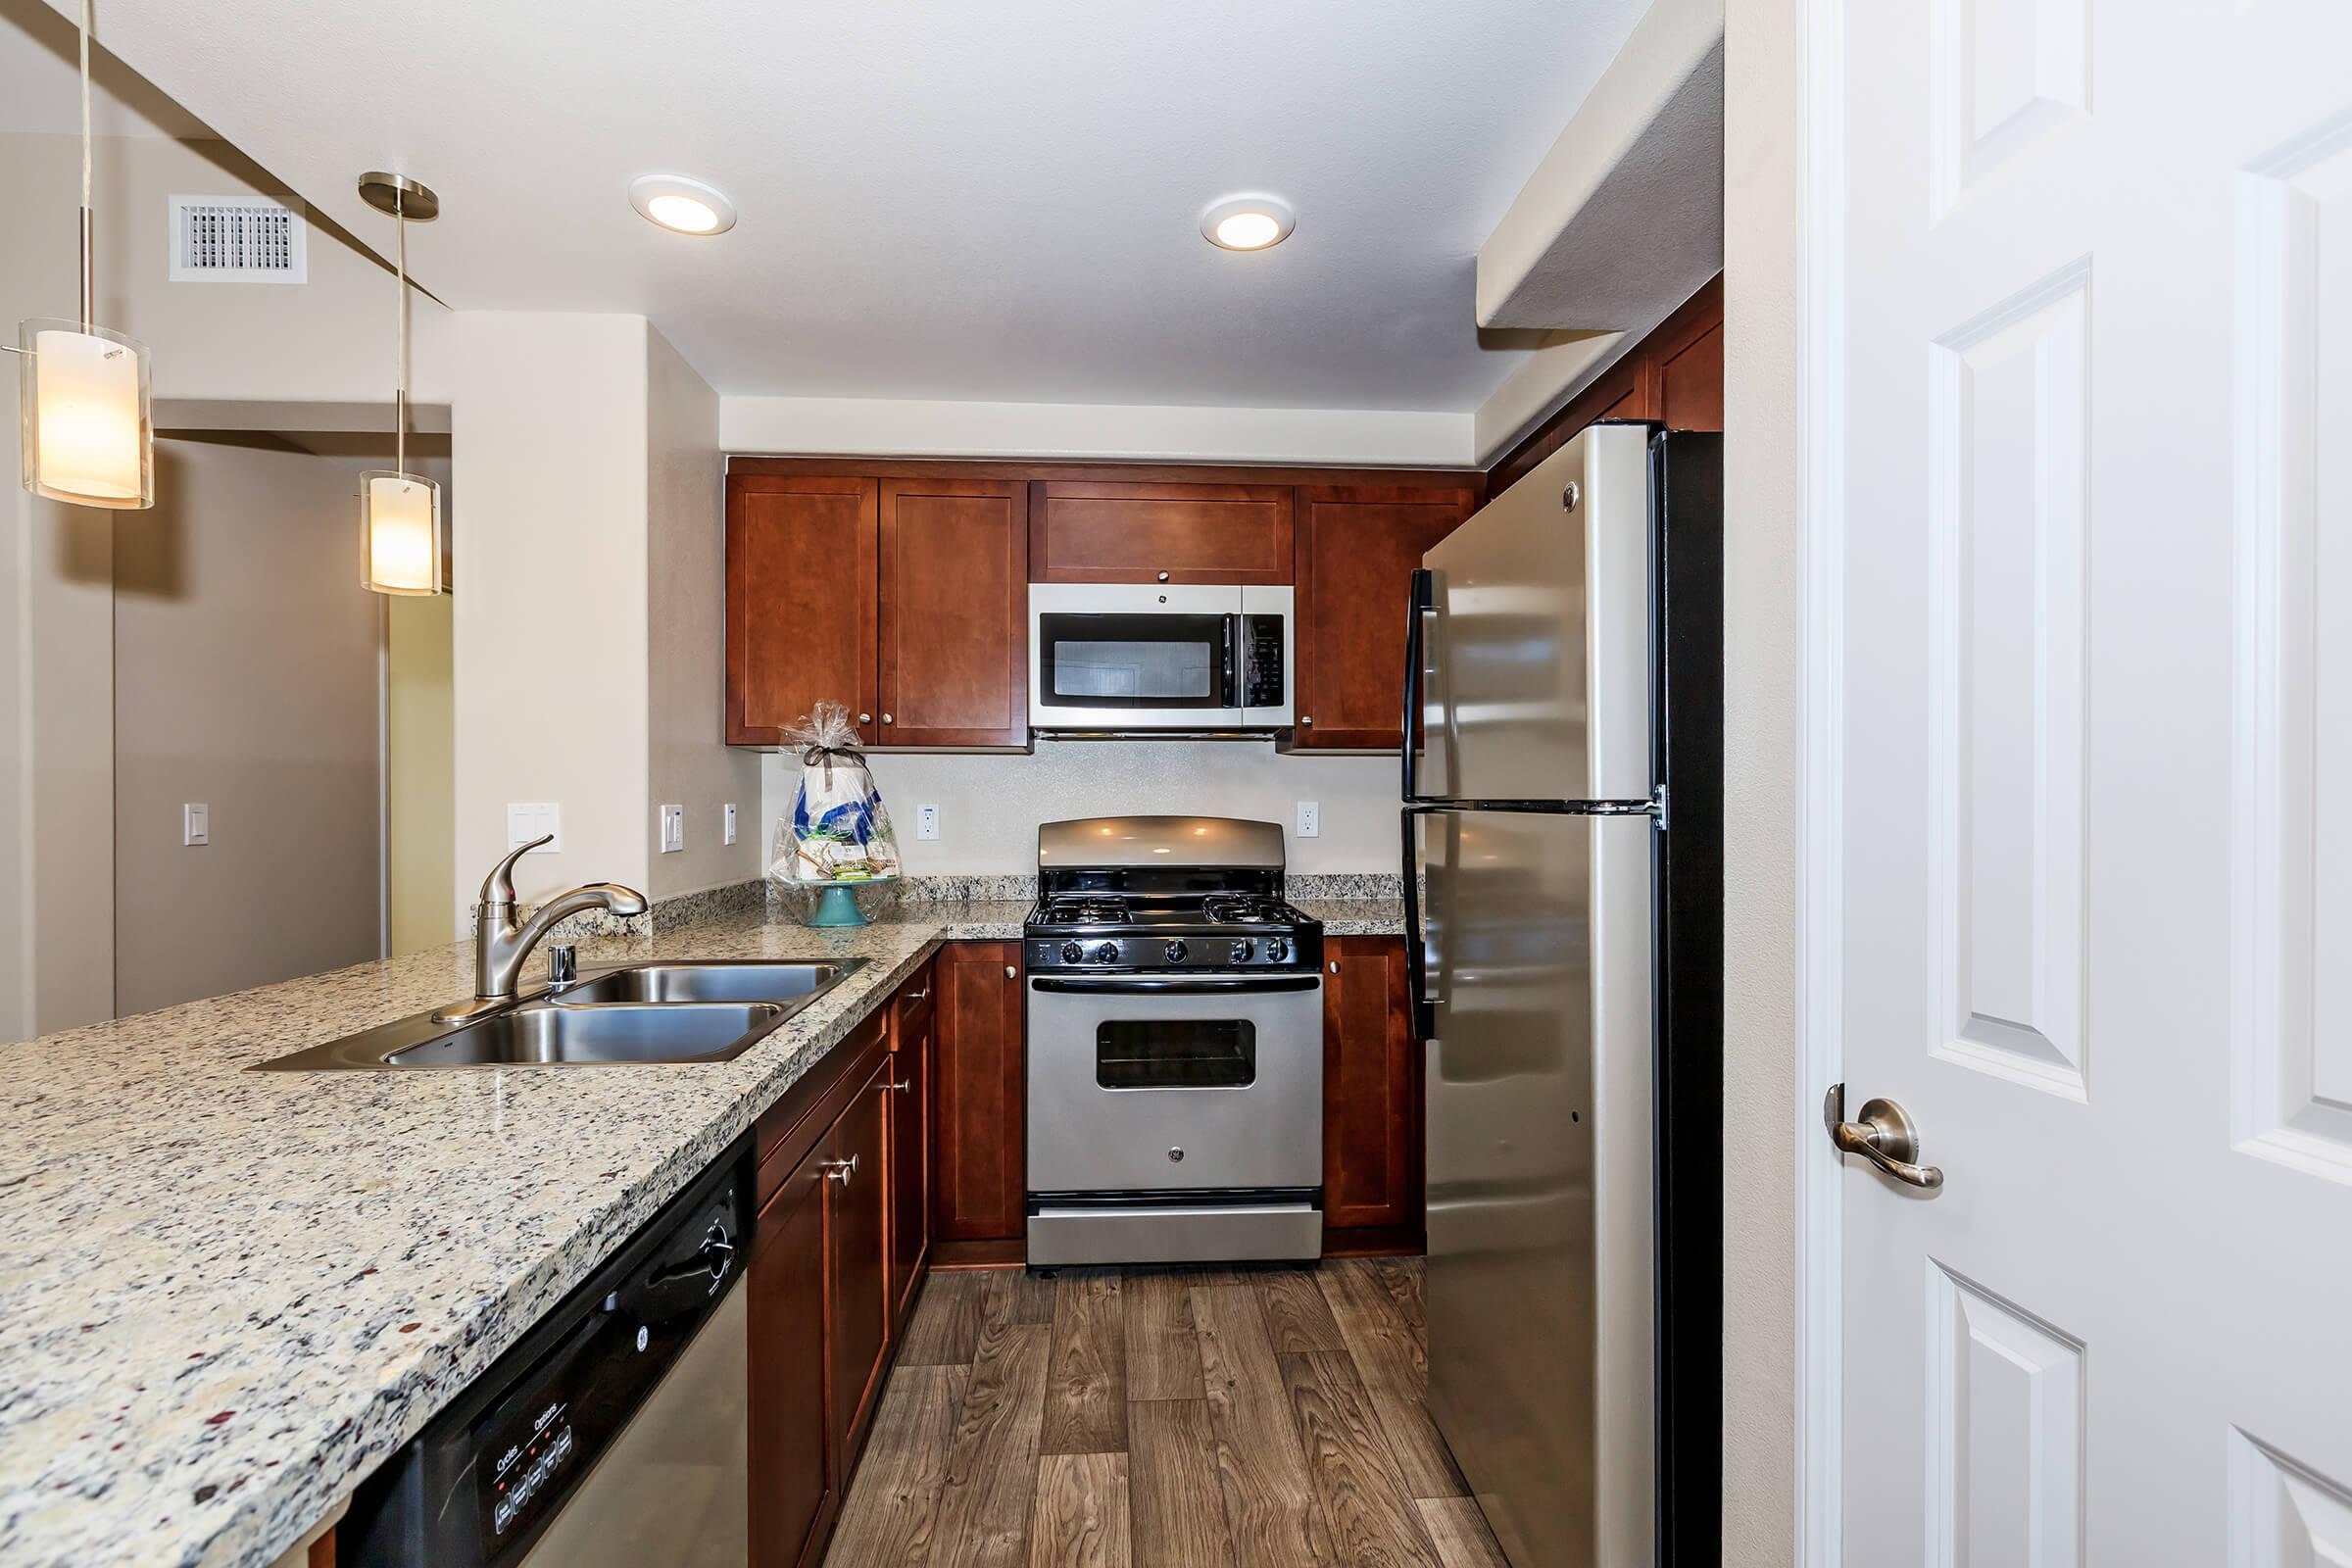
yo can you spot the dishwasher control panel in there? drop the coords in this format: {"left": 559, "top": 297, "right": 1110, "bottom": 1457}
{"left": 341, "top": 1135, "right": 756, "bottom": 1568}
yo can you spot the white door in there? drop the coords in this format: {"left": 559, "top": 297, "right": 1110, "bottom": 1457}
{"left": 1825, "top": 0, "right": 2352, "bottom": 1561}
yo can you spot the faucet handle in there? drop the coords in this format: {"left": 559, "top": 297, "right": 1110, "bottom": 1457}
{"left": 480, "top": 833, "right": 554, "bottom": 908}
{"left": 547, "top": 943, "right": 578, "bottom": 988}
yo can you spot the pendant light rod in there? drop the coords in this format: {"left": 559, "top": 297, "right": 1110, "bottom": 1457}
{"left": 356, "top": 172, "right": 438, "bottom": 472}
{"left": 77, "top": 0, "right": 93, "bottom": 330}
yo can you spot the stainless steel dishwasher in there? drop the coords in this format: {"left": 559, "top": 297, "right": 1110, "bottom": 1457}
{"left": 343, "top": 1135, "right": 754, "bottom": 1568}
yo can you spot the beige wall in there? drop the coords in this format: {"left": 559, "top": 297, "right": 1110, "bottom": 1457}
{"left": 1722, "top": 0, "right": 1802, "bottom": 1559}
{"left": 648, "top": 328, "right": 760, "bottom": 899}
{"left": 449, "top": 313, "right": 654, "bottom": 912}
{"left": 112, "top": 434, "right": 384, "bottom": 1015}
{"left": 760, "top": 744, "right": 1400, "bottom": 878}
{"left": 389, "top": 592, "right": 455, "bottom": 954}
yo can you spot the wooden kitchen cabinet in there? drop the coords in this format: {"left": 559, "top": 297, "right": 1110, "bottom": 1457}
{"left": 727, "top": 475, "right": 880, "bottom": 748}
{"left": 1321, "top": 935, "right": 1424, "bottom": 1246}
{"left": 877, "top": 479, "right": 1029, "bottom": 747}
{"left": 826, "top": 1055, "right": 894, "bottom": 1465}
{"left": 1030, "top": 479, "right": 1294, "bottom": 584}
{"left": 932, "top": 941, "right": 1026, "bottom": 1245}
{"left": 1290, "top": 483, "right": 1478, "bottom": 751}
{"left": 749, "top": 1133, "right": 835, "bottom": 1568}
{"left": 887, "top": 964, "right": 936, "bottom": 1326}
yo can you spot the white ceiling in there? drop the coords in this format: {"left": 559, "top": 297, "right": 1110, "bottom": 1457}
{"left": 30, "top": 0, "right": 1655, "bottom": 413}
{"left": 0, "top": 0, "right": 207, "bottom": 138}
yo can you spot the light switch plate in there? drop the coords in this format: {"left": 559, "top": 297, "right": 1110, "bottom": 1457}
{"left": 508, "top": 803, "right": 563, "bottom": 852}
{"left": 723, "top": 804, "right": 739, "bottom": 847}
{"left": 1296, "top": 801, "right": 1320, "bottom": 839}
{"left": 182, "top": 802, "right": 210, "bottom": 847}
{"left": 916, "top": 804, "right": 940, "bottom": 841}
{"left": 660, "top": 805, "right": 685, "bottom": 854}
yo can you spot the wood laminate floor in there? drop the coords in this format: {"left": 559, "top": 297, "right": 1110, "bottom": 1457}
{"left": 823, "top": 1259, "right": 1512, "bottom": 1568}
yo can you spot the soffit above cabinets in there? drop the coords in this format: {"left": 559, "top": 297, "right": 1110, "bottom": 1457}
{"left": 1475, "top": 0, "right": 1725, "bottom": 332}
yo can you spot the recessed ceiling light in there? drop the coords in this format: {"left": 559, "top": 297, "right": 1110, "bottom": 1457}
{"left": 629, "top": 174, "right": 737, "bottom": 235}
{"left": 1200, "top": 194, "right": 1296, "bottom": 252}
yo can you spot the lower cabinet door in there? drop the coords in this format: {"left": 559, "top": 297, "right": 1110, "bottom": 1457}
{"left": 827, "top": 1059, "right": 894, "bottom": 1465}
{"left": 749, "top": 1146, "right": 833, "bottom": 1568}
{"left": 1322, "top": 935, "right": 1424, "bottom": 1234}
{"left": 888, "top": 1006, "right": 932, "bottom": 1325}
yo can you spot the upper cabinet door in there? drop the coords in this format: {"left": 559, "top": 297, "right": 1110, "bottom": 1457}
{"left": 727, "top": 475, "right": 879, "bottom": 746}
{"left": 1291, "top": 482, "right": 1478, "bottom": 750}
{"left": 1031, "top": 480, "right": 1294, "bottom": 585}
{"left": 877, "top": 480, "right": 1029, "bottom": 748}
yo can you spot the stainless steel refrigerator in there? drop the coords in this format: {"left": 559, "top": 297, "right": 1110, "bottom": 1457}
{"left": 1404, "top": 421, "right": 1721, "bottom": 1568}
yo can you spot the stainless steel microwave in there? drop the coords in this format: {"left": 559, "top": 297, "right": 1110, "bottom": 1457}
{"left": 1027, "top": 583, "right": 1294, "bottom": 731}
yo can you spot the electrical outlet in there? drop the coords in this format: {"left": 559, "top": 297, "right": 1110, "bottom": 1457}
{"left": 916, "top": 804, "right": 940, "bottom": 841}
{"left": 182, "top": 803, "right": 210, "bottom": 847}
{"left": 723, "top": 804, "right": 739, "bottom": 846}
{"left": 660, "top": 805, "right": 685, "bottom": 854}
{"left": 1296, "top": 801, "right": 1320, "bottom": 839}
{"left": 508, "top": 803, "right": 563, "bottom": 852}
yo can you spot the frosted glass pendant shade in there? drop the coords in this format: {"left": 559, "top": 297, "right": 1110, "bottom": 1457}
{"left": 361, "top": 470, "right": 442, "bottom": 595}
{"left": 19, "top": 318, "right": 153, "bottom": 509}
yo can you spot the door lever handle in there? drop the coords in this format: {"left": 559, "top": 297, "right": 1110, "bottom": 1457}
{"left": 1824, "top": 1084, "right": 1944, "bottom": 1190}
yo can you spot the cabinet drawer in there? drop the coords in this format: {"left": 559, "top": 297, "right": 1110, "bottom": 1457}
{"left": 1031, "top": 481, "right": 1293, "bottom": 585}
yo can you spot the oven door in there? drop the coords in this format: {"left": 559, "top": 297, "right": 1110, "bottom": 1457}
{"left": 1026, "top": 973, "right": 1324, "bottom": 1195}
{"left": 1029, "top": 582, "right": 1244, "bottom": 728}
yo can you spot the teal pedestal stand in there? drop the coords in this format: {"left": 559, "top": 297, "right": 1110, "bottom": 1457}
{"left": 807, "top": 884, "right": 870, "bottom": 927}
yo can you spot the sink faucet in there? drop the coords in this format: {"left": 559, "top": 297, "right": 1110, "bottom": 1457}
{"left": 435, "top": 835, "right": 649, "bottom": 1022}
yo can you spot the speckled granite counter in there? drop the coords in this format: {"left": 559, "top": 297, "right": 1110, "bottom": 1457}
{"left": 0, "top": 902, "right": 1025, "bottom": 1568}
{"left": 0, "top": 894, "right": 1402, "bottom": 1568}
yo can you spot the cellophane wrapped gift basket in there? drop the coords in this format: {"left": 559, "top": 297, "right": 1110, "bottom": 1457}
{"left": 767, "top": 703, "right": 902, "bottom": 926}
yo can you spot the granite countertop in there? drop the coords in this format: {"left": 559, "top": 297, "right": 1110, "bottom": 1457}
{"left": 0, "top": 893, "right": 1401, "bottom": 1568}
{"left": 0, "top": 902, "right": 1025, "bottom": 1568}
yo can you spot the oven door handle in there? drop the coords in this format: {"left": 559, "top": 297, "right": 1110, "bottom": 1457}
{"left": 1030, "top": 975, "right": 1321, "bottom": 995}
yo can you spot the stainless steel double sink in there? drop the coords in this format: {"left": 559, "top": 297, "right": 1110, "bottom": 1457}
{"left": 252, "top": 960, "right": 865, "bottom": 1071}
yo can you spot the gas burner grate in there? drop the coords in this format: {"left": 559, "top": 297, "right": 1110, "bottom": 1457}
{"left": 1039, "top": 897, "right": 1132, "bottom": 925}
{"left": 1201, "top": 895, "right": 1294, "bottom": 926}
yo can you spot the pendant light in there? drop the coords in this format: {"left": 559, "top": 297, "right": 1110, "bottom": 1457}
{"left": 357, "top": 172, "right": 442, "bottom": 595}
{"left": 15, "top": 0, "right": 154, "bottom": 510}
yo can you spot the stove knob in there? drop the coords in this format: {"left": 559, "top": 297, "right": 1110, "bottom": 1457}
{"left": 1263, "top": 937, "right": 1290, "bottom": 963}
{"left": 1060, "top": 941, "right": 1084, "bottom": 963}
{"left": 1163, "top": 940, "right": 1190, "bottom": 964}
{"left": 1229, "top": 939, "right": 1254, "bottom": 964}
{"left": 1095, "top": 942, "right": 1120, "bottom": 964}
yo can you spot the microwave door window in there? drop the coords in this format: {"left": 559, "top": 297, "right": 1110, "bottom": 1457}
{"left": 1040, "top": 613, "right": 1226, "bottom": 710}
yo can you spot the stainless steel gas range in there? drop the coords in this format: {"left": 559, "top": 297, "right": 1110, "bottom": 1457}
{"left": 1023, "top": 815, "right": 1326, "bottom": 1266}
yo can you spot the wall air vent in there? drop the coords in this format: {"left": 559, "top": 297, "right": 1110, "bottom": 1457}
{"left": 169, "top": 195, "right": 308, "bottom": 283}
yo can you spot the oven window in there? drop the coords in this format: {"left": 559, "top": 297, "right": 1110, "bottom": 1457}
{"left": 1039, "top": 612, "right": 1230, "bottom": 710}
{"left": 1096, "top": 1019, "right": 1256, "bottom": 1089}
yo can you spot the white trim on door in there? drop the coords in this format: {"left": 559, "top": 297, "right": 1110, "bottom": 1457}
{"left": 1794, "top": 0, "right": 1846, "bottom": 1562}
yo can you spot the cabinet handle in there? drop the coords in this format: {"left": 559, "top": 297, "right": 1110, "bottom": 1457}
{"left": 882, "top": 713, "right": 893, "bottom": 724}
{"left": 1301, "top": 715, "right": 1313, "bottom": 725}
{"left": 889, "top": 1079, "right": 912, "bottom": 1094}
{"left": 824, "top": 1153, "right": 858, "bottom": 1185}
{"left": 1328, "top": 960, "right": 1340, "bottom": 974}
{"left": 1005, "top": 965, "right": 1016, "bottom": 979}
{"left": 904, "top": 988, "right": 931, "bottom": 1003}
{"left": 1157, "top": 570, "right": 1170, "bottom": 582}
{"left": 858, "top": 712, "right": 873, "bottom": 724}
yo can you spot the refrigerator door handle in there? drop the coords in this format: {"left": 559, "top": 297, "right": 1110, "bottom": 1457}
{"left": 1399, "top": 807, "right": 1437, "bottom": 1037}
{"left": 1401, "top": 568, "right": 1436, "bottom": 804}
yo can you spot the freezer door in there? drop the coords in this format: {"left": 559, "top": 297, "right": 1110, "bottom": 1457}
{"left": 1424, "top": 808, "right": 1655, "bottom": 1568}
{"left": 1417, "top": 422, "right": 1652, "bottom": 803}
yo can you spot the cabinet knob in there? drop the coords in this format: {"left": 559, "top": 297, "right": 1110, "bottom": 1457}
{"left": 1328, "top": 959, "right": 1340, "bottom": 974}
{"left": 1005, "top": 965, "right": 1016, "bottom": 979}
{"left": 1157, "top": 570, "right": 1170, "bottom": 582}
{"left": 889, "top": 1079, "right": 912, "bottom": 1094}
{"left": 1300, "top": 715, "right": 1313, "bottom": 725}
{"left": 858, "top": 712, "right": 873, "bottom": 724}
{"left": 824, "top": 1153, "right": 858, "bottom": 1185}
{"left": 882, "top": 713, "right": 893, "bottom": 724}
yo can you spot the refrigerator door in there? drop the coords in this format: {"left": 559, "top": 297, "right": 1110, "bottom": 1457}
{"left": 1418, "top": 422, "right": 1653, "bottom": 804}
{"left": 1424, "top": 806, "right": 1656, "bottom": 1568}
